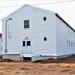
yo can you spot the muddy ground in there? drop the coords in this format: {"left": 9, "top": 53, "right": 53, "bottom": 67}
{"left": 0, "top": 55, "right": 75, "bottom": 75}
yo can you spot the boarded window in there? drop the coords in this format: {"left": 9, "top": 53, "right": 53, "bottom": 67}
{"left": 24, "top": 20, "right": 29, "bottom": 28}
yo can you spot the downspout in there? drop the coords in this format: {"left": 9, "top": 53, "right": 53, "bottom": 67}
{"left": 5, "top": 18, "right": 12, "bottom": 53}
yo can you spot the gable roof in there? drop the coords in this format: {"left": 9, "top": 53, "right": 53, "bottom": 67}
{"left": 1, "top": 4, "right": 55, "bottom": 21}
{"left": 55, "top": 13, "right": 75, "bottom": 32}
{"left": 1, "top": 4, "right": 75, "bottom": 32}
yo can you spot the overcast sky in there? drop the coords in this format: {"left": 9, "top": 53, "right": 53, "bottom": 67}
{"left": 0, "top": 0, "right": 75, "bottom": 33}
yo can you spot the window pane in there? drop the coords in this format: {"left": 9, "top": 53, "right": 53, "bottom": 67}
{"left": 69, "top": 41, "right": 70, "bottom": 47}
{"left": 23, "top": 41, "right": 25, "bottom": 46}
{"left": 44, "top": 37, "right": 47, "bottom": 41}
{"left": 24, "top": 20, "right": 29, "bottom": 24}
{"left": 24, "top": 20, "right": 29, "bottom": 28}
{"left": 43, "top": 17, "right": 46, "bottom": 21}
{"left": 24, "top": 25, "right": 29, "bottom": 28}
{"left": 27, "top": 41, "right": 31, "bottom": 46}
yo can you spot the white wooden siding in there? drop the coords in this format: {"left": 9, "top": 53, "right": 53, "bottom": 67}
{"left": 56, "top": 16, "right": 75, "bottom": 56}
{"left": 2, "top": 6, "right": 57, "bottom": 55}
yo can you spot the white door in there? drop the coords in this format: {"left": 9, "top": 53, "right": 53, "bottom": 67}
{"left": 22, "top": 40, "right": 32, "bottom": 54}
{"left": 22, "top": 41, "right": 26, "bottom": 53}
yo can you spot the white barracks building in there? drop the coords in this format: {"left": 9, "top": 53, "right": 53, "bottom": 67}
{"left": 2, "top": 4, "right": 75, "bottom": 61}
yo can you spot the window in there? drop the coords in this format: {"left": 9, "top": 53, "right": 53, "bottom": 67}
{"left": 69, "top": 41, "right": 70, "bottom": 47}
{"left": 73, "top": 32, "right": 74, "bottom": 36}
{"left": 73, "top": 43, "right": 74, "bottom": 47}
{"left": 67, "top": 40, "right": 68, "bottom": 42}
{"left": 68, "top": 31, "right": 70, "bottom": 35}
{"left": 23, "top": 41, "right": 25, "bottom": 46}
{"left": 71, "top": 42, "right": 72, "bottom": 47}
{"left": 43, "top": 17, "right": 46, "bottom": 21}
{"left": 44, "top": 37, "right": 47, "bottom": 41}
{"left": 27, "top": 41, "right": 31, "bottom": 46}
{"left": 24, "top": 20, "right": 29, "bottom": 28}
{"left": 71, "top": 32, "right": 72, "bottom": 36}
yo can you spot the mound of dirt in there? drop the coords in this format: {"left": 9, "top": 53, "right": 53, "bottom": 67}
{"left": 0, "top": 55, "right": 74, "bottom": 75}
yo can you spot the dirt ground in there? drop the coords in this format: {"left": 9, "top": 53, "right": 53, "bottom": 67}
{"left": 0, "top": 55, "right": 75, "bottom": 75}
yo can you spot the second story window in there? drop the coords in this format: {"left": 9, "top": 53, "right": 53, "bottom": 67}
{"left": 44, "top": 37, "right": 47, "bottom": 41}
{"left": 69, "top": 41, "right": 70, "bottom": 47}
{"left": 24, "top": 20, "right": 29, "bottom": 28}
{"left": 43, "top": 17, "right": 46, "bottom": 21}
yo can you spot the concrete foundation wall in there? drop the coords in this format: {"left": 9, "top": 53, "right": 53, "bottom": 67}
{"left": 2, "top": 54, "right": 21, "bottom": 61}
{"left": 2, "top": 53, "right": 75, "bottom": 61}
{"left": 32, "top": 53, "right": 75, "bottom": 61}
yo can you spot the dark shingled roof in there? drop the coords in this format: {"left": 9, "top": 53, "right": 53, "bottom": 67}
{"left": 55, "top": 13, "right": 75, "bottom": 32}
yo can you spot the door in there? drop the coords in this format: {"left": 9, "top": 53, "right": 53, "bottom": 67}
{"left": 22, "top": 41, "right": 26, "bottom": 53}
{"left": 22, "top": 40, "right": 32, "bottom": 54}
